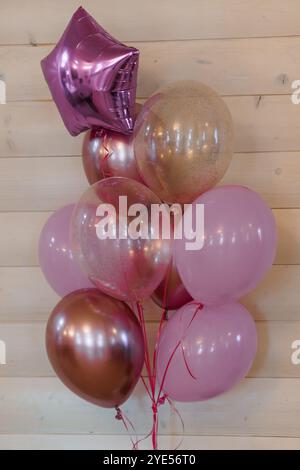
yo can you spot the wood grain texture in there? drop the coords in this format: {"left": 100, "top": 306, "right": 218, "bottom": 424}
{"left": 0, "top": 96, "right": 298, "bottom": 158}
{"left": 222, "top": 152, "right": 300, "bottom": 209}
{"left": 0, "top": 152, "right": 299, "bottom": 211}
{"left": 0, "top": 267, "right": 161, "bottom": 323}
{"left": 274, "top": 210, "right": 300, "bottom": 264}
{"left": 242, "top": 265, "right": 300, "bottom": 321}
{"left": 0, "top": 434, "right": 299, "bottom": 450}
{"left": 0, "top": 378, "right": 300, "bottom": 437}
{"left": 1, "top": 0, "right": 300, "bottom": 450}
{"left": 1, "top": 37, "right": 298, "bottom": 101}
{"left": 0, "top": 210, "right": 296, "bottom": 267}
{"left": 0, "top": 212, "right": 48, "bottom": 267}
{"left": 0, "top": 157, "right": 88, "bottom": 211}
{"left": 0, "top": 321, "right": 299, "bottom": 378}
{"left": 0, "top": 267, "right": 60, "bottom": 322}
{"left": 1, "top": 0, "right": 299, "bottom": 44}
{"left": 1, "top": 265, "right": 300, "bottom": 323}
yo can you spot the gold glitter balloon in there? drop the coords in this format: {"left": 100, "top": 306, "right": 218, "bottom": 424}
{"left": 134, "top": 81, "right": 234, "bottom": 204}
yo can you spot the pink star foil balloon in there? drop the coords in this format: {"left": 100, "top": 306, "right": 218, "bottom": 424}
{"left": 41, "top": 7, "right": 139, "bottom": 136}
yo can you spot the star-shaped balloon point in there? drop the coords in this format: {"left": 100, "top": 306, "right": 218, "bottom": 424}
{"left": 41, "top": 7, "right": 139, "bottom": 136}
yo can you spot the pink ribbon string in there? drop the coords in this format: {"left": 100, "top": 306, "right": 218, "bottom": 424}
{"left": 135, "top": 300, "right": 160, "bottom": 448}
{"left": 166, "top": 397, "right": 185, "bottom": 450}
{"left": 115, "top": 406, "right": 139, "bottom": 450}
{"left": 99, "top": 148, "right": 204, "bottom": 450}
{"left": 134, "top": 265, "right": 202, "bottom": 449}
{"left": 99, "top": 129, "right": 112, "bottom": 179}
{"left": 154, "top": 301, "right": 203, "bottom": 449}
{"left": 152, "top": 261, "right": 172, "bottom": 380}
{"left": 144, "top": 260, "right": 172, "bottom": 449}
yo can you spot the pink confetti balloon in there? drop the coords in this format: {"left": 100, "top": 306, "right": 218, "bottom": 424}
{"left": 41, "top": 7, "right": 139, "bottom": 136}
{"left": 38, "top": 205, "right": 95, "bottom": 297}
{"left": 157, "top": 301, "right": 257, "bottom": 402}
{"left": 70, "top": 177, "right": 172, "bottom": 302}
{"left": 175, "top": 185, "right": 277, "bottom": 306}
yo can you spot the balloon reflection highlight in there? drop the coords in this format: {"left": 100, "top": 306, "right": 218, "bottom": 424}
{"left": 38, "top": 204, "right": 94, "bottom": 297}
{"left": 175, "top": 185, "right": 277, "bottom": 305}
{"left": 46, "top": 289, "right": 144, "bottom": 408}
{"left": 134, "top": 81, "right": 233, "bottom": 203}
{"left": 41, "top": 7, "right": 139, "bottom": 136}
{"left": 157, "top": 302, "right": 257, "bottom": 401}
{"left": 70, "top": 177, "right": 172, "bottom": 302}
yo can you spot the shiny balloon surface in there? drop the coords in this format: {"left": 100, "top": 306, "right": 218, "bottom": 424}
{"left": 175, "top": 185, "right": 277, "bottom": 305}
{"left": 38, "top": 204, "right": 94, "bottom": 297}
{"left": 71, "top": 177, "right": 172, "bottom": 302}
{"left": 82, "top": 104, "right": 143, "bottom": 184}
{"left": 157, "top": 301, "right": 257, "bottom": 401}
{"left": 46, "top": 289, "right": 144, "bottom": 408}
{"left": 82, "top": 129, "right": 142, "bottom": 184}
{"left": 41, "top": 7, "right": 139, "bottom": 136}
{"left": 134, "top": 81, "right": 234, "bottom": 203}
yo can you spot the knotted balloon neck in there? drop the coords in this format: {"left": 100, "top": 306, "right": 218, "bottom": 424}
{"left": 152, "top": 394, "right": 167, "bottom": 414}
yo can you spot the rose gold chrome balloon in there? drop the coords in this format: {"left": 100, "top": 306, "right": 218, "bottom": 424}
{"left": 82, "top": 129, "right": 142, "bottom": 184}
{"left": 46, "top": 289, "right": 144, "bottom": 408}
{"left": 82, "top": 104, "right": 143, "bottom": 184}
{"left": 134, "top": 81, "right": 234, "bottom": 204}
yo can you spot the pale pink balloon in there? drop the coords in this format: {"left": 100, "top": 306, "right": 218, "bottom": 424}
{"left": 175, "top": 185, "right": 277, "bottom": 305}
{"left": 70, "top": 177, "right": 172, "bottom": 302}
{"left": 38, "top": 205, "right": 94, "bottom": 297}
{"left": 157, "top": 301, "right": 257, "bottom": 402}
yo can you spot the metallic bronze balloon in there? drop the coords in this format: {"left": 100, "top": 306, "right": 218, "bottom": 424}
{"left": 46, "top": 289, "right": 144, "bottom": 408}
{"left": 134, "top": 81, "right": 234, "bottom": 204}
{"left": 82, "top": 129, "right": 142, "bottom": 185}
{"left": 82, "top": 104, "right": 143, "bottom": 185}
{"left": 152, "top": 257, "right": 192, "bottom": 310}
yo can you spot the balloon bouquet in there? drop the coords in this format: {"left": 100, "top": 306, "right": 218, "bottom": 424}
{"left": 39, "top": 7, "right": 277, "bottom": 449}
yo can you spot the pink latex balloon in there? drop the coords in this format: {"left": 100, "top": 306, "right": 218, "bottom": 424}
{"left": 41, "top": 7, "right": 139, "bottom": 136}
{"left": 175, "top": 185, "right": 277, "bottom": 305}
{"left": 38, "top": 205, "right": 94, "bottom": 297}
{"left": 157, "top": 301, "right": 257, "bottom": 402}
{"left": 70, "top": 177, "right": 172, "bottom": 302}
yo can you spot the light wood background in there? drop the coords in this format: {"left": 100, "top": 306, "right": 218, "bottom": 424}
{"left": 0, "top": 0, "right": 300, "bottom": 450}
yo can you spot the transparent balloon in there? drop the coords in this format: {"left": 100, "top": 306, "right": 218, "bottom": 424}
{"left": 134, "top": 81, "right": 234, "bottom": 204}
{"left": 70, "top": 177, "right": 172, "bottom": 302}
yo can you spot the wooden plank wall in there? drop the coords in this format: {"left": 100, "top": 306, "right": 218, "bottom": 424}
{"left": 0, "top": 0, "right": 300, "bottom": 449}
